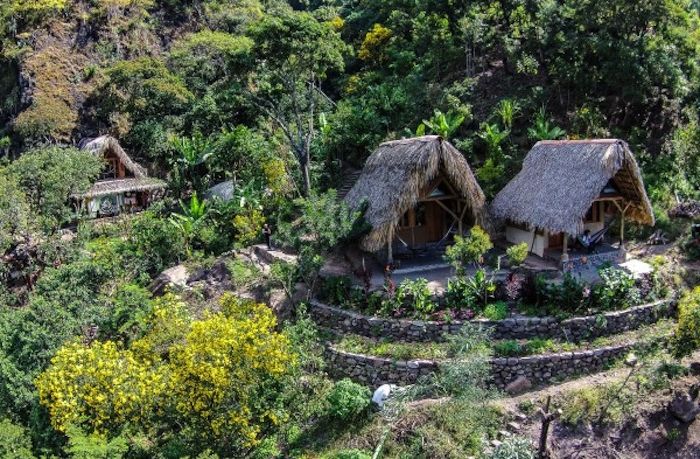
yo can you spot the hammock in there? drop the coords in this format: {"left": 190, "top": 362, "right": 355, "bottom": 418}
{"left": 576, "top": 221, "right": 614, "bottom": 250}
{"left": 395, "top": 220, "right": 458, "bottom": 255}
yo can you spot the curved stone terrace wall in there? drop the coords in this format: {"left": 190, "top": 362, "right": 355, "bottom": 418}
{"left": 310, "top": 299, "right": 673, "bottom": 342}
{"left": 325, "top": 343, "right": 635, "bottom": 389}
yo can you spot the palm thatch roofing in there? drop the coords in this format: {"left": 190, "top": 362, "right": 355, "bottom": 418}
{"left": 490, "top": 139, "right": 655, "bottom": 236}
{"left": 344, "top": 135, "right": 488, "bottom": 252}
{"left": 80, "top": 135, "right": 147, "bottom": 178}
{"left": 74, "top": 135, "right": 166, "bottom": 199}
{"left": 76, "top": 178, "right": 167, "bottom": 199}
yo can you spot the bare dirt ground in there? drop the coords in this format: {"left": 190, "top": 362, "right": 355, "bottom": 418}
{"left": 497, "top": 351, "right": 700, "bottom": 459}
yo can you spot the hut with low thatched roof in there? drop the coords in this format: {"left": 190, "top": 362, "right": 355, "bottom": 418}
{"left": 73, "top": 136, "right": 167, "bottom": 218}
{"left": 344, "top": 135, "right": 489, "bottom": 262}
{"left": 491, "top": 139, "right": 654, "bottom": 260}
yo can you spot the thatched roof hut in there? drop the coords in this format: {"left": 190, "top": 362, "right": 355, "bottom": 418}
{"left": 491, "top": 139, "right": 654, "bottom": 237}
{"left": 73, "top": 136, "right": 166, "bottom": 212}
{"left": 80, "top": 135, "right": 148, "bottom": 178}
{"left": 345, "top": 135, "right": 488, "bottom": 253}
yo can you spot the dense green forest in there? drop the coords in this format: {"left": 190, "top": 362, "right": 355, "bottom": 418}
{"left": 1, "top": 0, "right": 700, "bottom": 457}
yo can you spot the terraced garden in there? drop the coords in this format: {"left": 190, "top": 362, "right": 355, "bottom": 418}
{"left": 312, "top": 259, "right": 682, "bottom": 393}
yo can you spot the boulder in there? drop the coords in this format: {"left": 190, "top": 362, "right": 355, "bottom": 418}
{"left": 372, "top": 384, "right": 397, "bottom": 408}
{"left": 669, "top": 392, "right": 700, "bottom": 423}
{"left": 689, "top": 362, "right": 700, "bottom": 376}
{"left": 505, "top": 376, "right": 532, "bottom": 395}
{"left": 150, "top": 264, "right": 189, "bottom": 295}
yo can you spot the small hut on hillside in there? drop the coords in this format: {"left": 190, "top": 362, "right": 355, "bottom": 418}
{"left": 345, "top": 136, "right": 489, "bottom": 262}
{"left": 491, "top": 139, "right": 654, "bottom": 260}
{"left": 74, "top": 136, "right": 167, "bottom": 218}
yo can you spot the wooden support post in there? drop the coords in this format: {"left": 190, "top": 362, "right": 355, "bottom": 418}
{"left": 612, "top": 200, "right": 631, "bottom": 249}
{"left": 560, "top": 233, "right": 569, "bottom": 264}
{"left": 456, "top": 200, "right": 463, "bottom": 235}
{"left": 387, "top": 227, "right": 394, "bottom": 264}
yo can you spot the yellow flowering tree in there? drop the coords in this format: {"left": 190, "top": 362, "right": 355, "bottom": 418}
{"left": 358, "top": 23, "right": 392, "bottom": 62}
{"left": 168, "top": 294, "right": 295, "bottom": 450}
{"left": 36, "top": 293, "right": 296, "bottom": 455}
{"left": 35, "top": 340, "right": 167, "bottom": 434}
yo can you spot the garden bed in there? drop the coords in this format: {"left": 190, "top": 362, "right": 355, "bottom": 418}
{"left": 309, "top": 298, "right": 673, "bottom": 342}
{"left": 329, "top": 319, "right": 675, "bottom": 361}
{"left": 325, "top": 323, "right": 671, "bottom": 389}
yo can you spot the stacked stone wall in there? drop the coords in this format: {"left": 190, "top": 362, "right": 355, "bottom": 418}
{"left": 310, "top": 299, "right": 672, "bottom": 342}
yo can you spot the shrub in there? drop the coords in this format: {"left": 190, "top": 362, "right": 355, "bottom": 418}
{"left": 671, "top": 287, "right": 700, "bottom": 358}
{"left": 484, "top": 301, "right": 508, "bottom": 320}
{"left": 487, "top": 435, "right": 535, "bottom": 459}
{"left": 506, "top": 242, "right": 529, "bottom": 267}
{"left": 494, "top": 340, "right": 523, "bottom": 357}
{"left": 225, "top": 258, "right": 261, "bottom": 290}
{"left": 445, "top": 276, "right": 472, "bottom": 310}
{"left": 0, "top": 418, "right": 34, "bottom": 458}
{"left": 326, "top": 379, "right": 371, "bottom": 421}
{"left": 321, "top": 276, "right": 352, "bottom": 306}
{"left": 593, "top": 267, "right": 640, "bottom": 310}
{"left": 392, "top": 278, "right": 436, "bottom": 317}
{"left": 444, "top": 226, "right": 493, "bottom": 274}
{"left": 467, "top": 269, "right": 497, "bottom": 309}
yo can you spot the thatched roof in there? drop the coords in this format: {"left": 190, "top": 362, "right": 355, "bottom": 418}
{"left": 80, "top": 135, "right": 147, "bottom": 178}
{"left": 491, "top": 139, "right": 654, "bottom": 235}
{"left": 74, "top": 178, "right": 166, "bottom": 199}
{"left": 344, "top": 135, "right": 488, "bottom": 252}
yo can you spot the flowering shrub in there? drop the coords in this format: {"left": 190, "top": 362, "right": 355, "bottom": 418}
{"left": 36, "top": 294, "right": 296, "bottom": 453}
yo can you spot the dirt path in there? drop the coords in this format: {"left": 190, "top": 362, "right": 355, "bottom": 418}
{"left": 497, "top": 364, "right": 633, "bottom": 413}
{"left": 494, "top": 350, "right": 700, "bottom": 459}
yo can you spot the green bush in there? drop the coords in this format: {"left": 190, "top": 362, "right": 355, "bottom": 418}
{"left": 321, "top": 276, "right": 352, "bottom": 306}
{"left": 671, "top": 287, "right": 700, "bottom": 358}
{"left": 506, "top": 242, "right": 529, "bottom": 267}
{"left": 225, "top": 258, "right": 261, "bottom": 290}
{"left": 444, "top": 226, "right": 493, "bottom": 274}
{"left": 494, "top": 340, "right": 523, "bottom": 357}
{"left": 593, "top": 267, "right": 640, "bottom": 311}
{"left": 386, "top": 278, "right": 436, "bottom": 317}
{"left": 484, "top": 301, "right": 508, "bottom": 320}
{"left": 326, "top": 379, "right": 371, "bottom": 421}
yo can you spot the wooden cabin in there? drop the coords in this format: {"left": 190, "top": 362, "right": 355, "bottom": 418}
{"left": 74, "top": 136, "right": 167, "bottom": 218}
{"left": 490, "top": 139, "right": 655, "bottom": 262}
{"left": 344, "top": 136, "right": 490, "bottom": 262}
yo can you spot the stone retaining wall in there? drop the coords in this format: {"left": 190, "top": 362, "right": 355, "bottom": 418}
{"left": 310, "top": 299, "right": 672, "bottom": 342}
{"left": 325, "top": 343, "right": 635, "bottom": 389}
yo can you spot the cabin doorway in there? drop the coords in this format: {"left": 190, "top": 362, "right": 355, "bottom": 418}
{"left": 393, "top": 178, "right": 471, "bottom": 253}
{"left": 396, "top": 201, "right": 447, "bottom": 248}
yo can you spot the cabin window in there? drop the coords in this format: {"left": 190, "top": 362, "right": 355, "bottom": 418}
{"left": 399, "top": 203, "right": 427, "bottom": 228}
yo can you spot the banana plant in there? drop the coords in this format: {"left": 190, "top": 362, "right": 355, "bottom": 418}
{"left": 528, "top": 107, "right": 566, "bottom": 140}
{"left": 418, "top": 109, "right": 466, "bottom": 139}
{"left": 169, "top": 193, "right": 208, "bottom": 255}
{"left": 168, "top": 132, "right": 214, "bottom": 195}
{"left": 478, "top": 123, "right": 510, "bottom": 163}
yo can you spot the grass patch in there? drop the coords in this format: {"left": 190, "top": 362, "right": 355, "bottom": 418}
{"left": 332, "top": 320, "right": 675, "bottom": 361}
